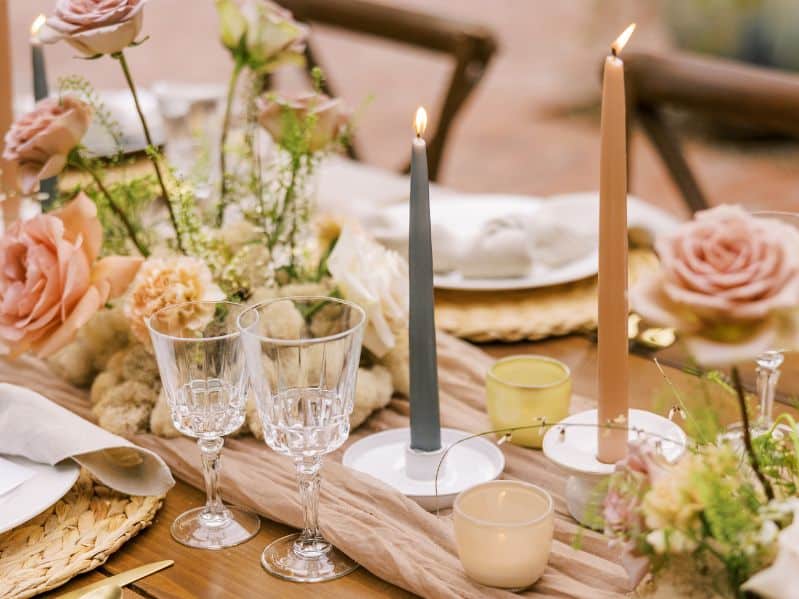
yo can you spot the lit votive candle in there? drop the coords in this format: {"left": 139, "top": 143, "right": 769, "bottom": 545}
{"left": 453, "top": 480, "right": 554, "bottom": 589}
{"left": 486, "top": 355, "right": 572, "bottom": 448}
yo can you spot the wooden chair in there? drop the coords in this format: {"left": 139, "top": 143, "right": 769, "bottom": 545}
{"left": 623, "top": 50, "right": 799, "bottom": 214}
{"left": 278, "top": 0, "right": 497, "bottom": 181}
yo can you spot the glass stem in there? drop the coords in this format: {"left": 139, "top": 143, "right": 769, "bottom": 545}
{"left": 294, "top": 456, "right": 329, "bottom": 558}
{"left": 198, "top": 437, "right": 228, "bottom": 525}
{"left": 756, "top": 351, "right": 784, "bottom": 427}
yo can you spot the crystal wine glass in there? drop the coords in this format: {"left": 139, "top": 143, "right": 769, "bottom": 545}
{"left": 238, "top": 296, "right": 365, "bottom": 582}
{"left": 148, "top": 300, "right": 260, "bottom": 549}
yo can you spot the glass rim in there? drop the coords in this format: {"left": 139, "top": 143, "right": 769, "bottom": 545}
{"left": 453, "top": 480, "right": 554, "bottom": 528}
{"left": 486, "top": 354, "right": 571, "bottom": 390}
{"left": 146, "top": 300, "right": 244, "bottom": 342}
{"left": 237, "top": 295, "right": 366, "bottom": 346}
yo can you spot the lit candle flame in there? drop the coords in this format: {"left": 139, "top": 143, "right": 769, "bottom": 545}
{"left": 414, "top": 106, "right": 427, "bottom": 137}
{"left": 30, "top": 14, "right": 46, "bottom": 39}
{"left": 611, "top": 23, "right": 636, "bottom": 56}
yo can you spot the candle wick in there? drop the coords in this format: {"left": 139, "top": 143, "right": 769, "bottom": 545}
{"left": 611, "top": 46, "right": 617, "bottom": 57}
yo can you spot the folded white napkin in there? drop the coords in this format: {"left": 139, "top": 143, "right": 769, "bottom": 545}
{"left": 0, "top": 384, "right": 174, "bottom": 496}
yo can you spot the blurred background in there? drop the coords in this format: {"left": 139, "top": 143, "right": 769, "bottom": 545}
{"left": 6, "top": 0, "right": 799, "bottom": 216}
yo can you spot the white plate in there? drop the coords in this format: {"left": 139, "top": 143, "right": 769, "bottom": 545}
{"left": 0, "top": 456, "right": 80, "bottom": 534}
{"left": 342, "top": 427, "right": 505, "bottom": 511}
{"left": 371, "top": 192, "right": 680, "bottom": 291}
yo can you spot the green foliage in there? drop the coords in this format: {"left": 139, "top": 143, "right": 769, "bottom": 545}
{"left": 58, "top": 75, "right": 123, "bottom": 154}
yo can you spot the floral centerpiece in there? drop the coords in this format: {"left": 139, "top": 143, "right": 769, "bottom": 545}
{"left": 0, "top": 0, "right": 408, "bottom": 436}
{"left": 604, "top": 205, "right": 799, "bottom": 599}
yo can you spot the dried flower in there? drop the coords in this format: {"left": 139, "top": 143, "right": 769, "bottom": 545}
{"left": 124, "top": 256, "right": 225, "bottom": 345}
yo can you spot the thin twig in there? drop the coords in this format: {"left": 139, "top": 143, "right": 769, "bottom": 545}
{"left": 731, "top": 366, "right": 775, "bottom": 501}
{"left": 432, "top": 421, "right": 687, "bottom": 514}
{"left": 73, "top": 154, "right": 150, "bottom": 257}
{"left": 115, "top": 50, "right": 185, "bottom": 254}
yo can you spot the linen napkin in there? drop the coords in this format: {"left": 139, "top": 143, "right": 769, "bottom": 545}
{"left": 0, "top": 383, "right": 174, "bottom": 496}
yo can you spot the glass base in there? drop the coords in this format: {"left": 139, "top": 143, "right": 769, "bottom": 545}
{"left": 260, "top": 533, "right": 359, "bottom": 582}
{"left": 171, "top": 505, "right": 260, "bottom": 550}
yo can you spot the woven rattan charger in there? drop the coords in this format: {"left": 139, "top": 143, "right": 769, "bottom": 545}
{"left": 435, "top": 248, "right": 658, "bottom": 342}
{"left": 0, "top": 469, "right": 163, "bottom": 599}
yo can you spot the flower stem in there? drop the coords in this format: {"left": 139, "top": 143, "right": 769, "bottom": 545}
{"left": 731, "top": 366, "right": 774, "bottom": 501}
{"left": 217, "top": 61, "right": 244, "bottom": 226}
{"left": 115, "top": 50, "right": 185, "bottom": 254}
{"left": 72, "top": 154, "right": 150, "bottom": 257}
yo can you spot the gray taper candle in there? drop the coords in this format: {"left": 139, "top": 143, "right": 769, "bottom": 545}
{"left": 31, "top": 15, "right": 57, "bottom": 206}
{"left": 408, "top": 107, "right": 442, "bottom": 452}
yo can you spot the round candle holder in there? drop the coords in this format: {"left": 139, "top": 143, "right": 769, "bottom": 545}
{"left": 342, "top": 427, "right": 505, "bottom": 511}
{"left": 542, "top": 409, "right": 686, "bottom": 529}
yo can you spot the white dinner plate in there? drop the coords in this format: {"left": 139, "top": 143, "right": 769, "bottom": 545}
{"left": 0, "top": 456, "right": 80, "bottom": 534}
{"left": 370, "top": 192, "right": 680, "bottom": 292}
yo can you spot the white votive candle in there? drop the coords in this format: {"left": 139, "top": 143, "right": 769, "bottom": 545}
{"left": 453, "top": 480, "right": 554, "bottom": 589}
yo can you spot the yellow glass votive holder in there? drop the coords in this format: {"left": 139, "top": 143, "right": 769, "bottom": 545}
{"left": 486, "top": 355, "right": 572, "bottom": 448}
{"left": 453, "top": 480, "right": 554, "bottom": 589}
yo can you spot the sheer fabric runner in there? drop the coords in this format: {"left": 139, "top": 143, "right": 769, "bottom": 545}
{"left": 0, "top": 334, "right": 628, "bottom": 599}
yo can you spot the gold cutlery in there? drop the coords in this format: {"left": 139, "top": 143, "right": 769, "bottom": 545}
{"left": 57, "top": 560, "right": 173, "bottom": 599}
{"left": 79, "top": 585, "right": 121, "bottom": 599}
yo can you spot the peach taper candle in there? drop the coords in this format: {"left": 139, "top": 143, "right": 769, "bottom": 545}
{"left": 597, "top": 23, "right": 635, "bottom": 464}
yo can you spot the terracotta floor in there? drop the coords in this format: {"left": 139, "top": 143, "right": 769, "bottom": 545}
{"left": 7, "top": 0, "right": 799, "bottom": 216}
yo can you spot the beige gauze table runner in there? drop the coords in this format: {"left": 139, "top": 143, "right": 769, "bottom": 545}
{"left": 0, "top": 334, "right": 630, "bottom": 599}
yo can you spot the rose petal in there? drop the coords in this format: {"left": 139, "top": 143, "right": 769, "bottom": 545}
{"left": 31, "top": 285, "right": 102, "bottom": 358}
{"left": 91, "top": 255, "right": 142, "bottom": 297}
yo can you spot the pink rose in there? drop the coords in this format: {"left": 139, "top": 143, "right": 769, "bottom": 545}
{"left": 616, "top": 439, "right": 671, "bottom": 484}
{"left": 0, "top": 193, "right": 142, "bottom": 357}
{"left": 3, "top": 97, "right": 91, "bottom": 195}
{"left": 40, "top": 0, "right": 148, "bottom": 56}
{"left": 631, "top": 205, "right": 799, "bottom": 365}
{"left": 257, "top": 92, "right": 349, "bottom": 152}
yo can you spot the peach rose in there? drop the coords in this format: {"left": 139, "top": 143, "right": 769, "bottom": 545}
{"left": 257, "top": 92, "right": 349, "bottom": 152}
{"left": 2, "top": 97, "right": 91, "bottom": 195}
{"left": 0, "top": 193, "right": 142, "bottom": 357}
{"left": 631, "top": 205, "right": 799, "bottom": 365}
{"left": 40, "top": 0, "right": 148, "bottom": 56}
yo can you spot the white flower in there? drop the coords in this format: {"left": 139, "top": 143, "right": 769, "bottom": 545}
{"left": 646, "top": 529, "right": 697, "bottom": 555}
{"left": 327, "top": 226, "right": 408, "bottom": 357}
{"left": 743, "top": 507, "right": 799, "bottom": 599}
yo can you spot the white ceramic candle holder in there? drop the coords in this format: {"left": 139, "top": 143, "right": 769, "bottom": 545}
{"left": 342, "top": 427, "right": 505, "bottom": 511}
{"left": 542, "top": 409, "right": 686, "bottom": 529}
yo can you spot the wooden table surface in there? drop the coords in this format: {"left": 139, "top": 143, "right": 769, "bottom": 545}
{"left": 41, "top": 334, "right": 799, "bottom": 599}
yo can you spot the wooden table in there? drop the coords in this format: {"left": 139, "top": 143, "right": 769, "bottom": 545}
{"left": 41, "top": 334, "right": 798, "bottom": 599}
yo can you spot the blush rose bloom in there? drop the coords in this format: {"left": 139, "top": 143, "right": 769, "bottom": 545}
{"left": 40, "top": 0, "right": 148, "bottom": 56}
{"left": 257, "top": 92, "right": 349, "bottom": 152}
{"left": 2, "top": 97, "right": 91, "bottom": 195}
{"left": 0, "top": 193, "right": 142, "bottom": 357}
{"left": 631, "top": 205, "right": 799, "bottom": 366}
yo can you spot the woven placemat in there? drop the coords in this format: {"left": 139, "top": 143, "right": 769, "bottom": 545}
{"left": 435, "top": 248, "right": 659, "bottom": 342}
{"left": 0, "top": 469, "right": 163, "bottom": 599}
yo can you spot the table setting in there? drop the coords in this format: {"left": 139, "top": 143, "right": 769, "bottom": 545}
{"left": 2, "top": 2, "right": 799, "bottom": 599}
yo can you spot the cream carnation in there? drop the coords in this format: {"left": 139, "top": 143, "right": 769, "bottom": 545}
{"left": 124, "top": 256, "right": 225, "bottom": 345}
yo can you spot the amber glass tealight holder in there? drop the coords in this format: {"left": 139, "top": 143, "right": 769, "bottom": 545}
{"left": 486, "top": 355, "right": 572, "bottom": 448}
